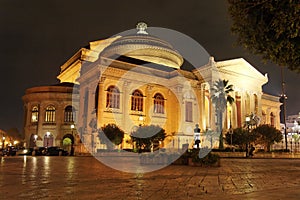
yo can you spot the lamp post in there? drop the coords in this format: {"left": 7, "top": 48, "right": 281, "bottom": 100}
{"left": 245, "top": 116, "right": 251, "bottom": 157}
{"left": 194, "top": 124, "right": 201, "bottom": 149}
{"left": 46, "top": 132, "right": 50, "bottom": 147}
{"left": 70, "top": 124, "right": 75, "bottom": 156}
{"left": 229, "top": 127, "right": 233, "bottom": 151}
{"left": 2, "top": 137, "right": 5, "bottom": 149}
{"left": 280, "top": 66, "right": 288, "bottom": 151}
{"left": 138, "top": 115, "right": 144, "bottom": 126}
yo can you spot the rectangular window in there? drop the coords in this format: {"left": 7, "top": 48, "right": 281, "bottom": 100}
{"left": 185, "top": 102, "right": 193, "bottom": 122}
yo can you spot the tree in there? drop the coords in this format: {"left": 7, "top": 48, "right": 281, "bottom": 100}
{"left": 227, "top": 0, "right": 300, "bottom": 72}
{"left": 225, "top": 127, "right": 256, "bottom": 150}
{"left": 211, "top": 79, "right": 234, "bottom": 149}
{"left": 252, "top": 124, "right": 283, "bottom": 151}
{"left": 98, "top": 124, "right": 125, "bottom": 150}
{"left": 131, "top": 125, "right": 166, "bottom": 152}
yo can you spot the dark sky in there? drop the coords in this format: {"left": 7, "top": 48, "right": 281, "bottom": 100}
{"left": 0, "top": 0, "right": 299, "bottom": 131}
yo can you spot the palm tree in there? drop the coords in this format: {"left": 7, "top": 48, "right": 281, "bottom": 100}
{"left": 211, "top": 79, "right": 234, "bottom": 149}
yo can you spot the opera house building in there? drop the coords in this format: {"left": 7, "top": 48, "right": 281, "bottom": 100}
{"left": 22, "top": 23, "right": 281, "bottom": 154}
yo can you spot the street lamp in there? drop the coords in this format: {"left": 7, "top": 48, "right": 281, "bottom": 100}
{"left": 280, "top": 66, "right": 288, "bottom": 151}
{"left": 46, "top": 132, "right": 50, "bottom": 147}
{"left": 229, "top": 127, "right": 233, "bottom": 151}
{"left": 245, "top": 116, "right": 251, "bottom": 157}
{"left": 138, "top": 115, "right": 144, "bottom": 126}
{"left": 70, "top": 124, "right": 75, "bottom": 156}
{"left": 2, "top": 137, "right": 5, "bottom": 148}
{"left": 194, "top": 124, "right": 201, "bottom": 149}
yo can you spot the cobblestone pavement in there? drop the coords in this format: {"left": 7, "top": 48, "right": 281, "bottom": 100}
{"left": 0, "top": 156, "right": 300, "bottom": 200}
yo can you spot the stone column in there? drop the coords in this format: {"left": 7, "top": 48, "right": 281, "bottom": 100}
{"left": 235, "top": 95, "right": 242, "bottom": 127}
{"left": 173, "top": 84, "right": 184, "bottom": 134}
{"left": 97, "top": 76, "right": 106, "bottom": 127}
{"left": 200, "top": 83, "right": 207, "bottom": 131}
{"left": 145, "top": 84, "right": 153, "bottom": 125}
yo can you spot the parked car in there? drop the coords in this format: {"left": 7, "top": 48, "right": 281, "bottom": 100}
{"left": 34, "top": 147, "right": 47, "bottom": 156}
{"left": 46, "top": 146, "right": 69, "bottom": 156}
{"left": 2, "top": 146, "right": 18, "bottom": 156}
{"left": 17, "top": 148, "right": 33, "bottom": 156}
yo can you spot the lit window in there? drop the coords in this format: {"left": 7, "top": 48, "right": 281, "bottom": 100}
{"left": 64, "top": 106, "right": 75, "bottom": 122}
{"left": 106, "top": 86, "right": 120, "bottom": 109}
{"left": 185, "top": 102, "right": 193, "bottom": 122}
{"left": 31, "top": 106, "right": 39, "bottom": 122}
{"left": 153, "top": 93, "right": 164, "bottom": 114}
{"left": 45, "top": 106, "right": 55, "bottom": 122}
{"left": 131, "top": 90, "right": 143, "bottom": 111}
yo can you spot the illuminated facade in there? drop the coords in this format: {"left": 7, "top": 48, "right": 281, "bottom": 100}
{"left": 22, "top": 83, "right": 82, "bottom": 153}
{"left": 23, "top": 24, "right": 281, "bottom": 152}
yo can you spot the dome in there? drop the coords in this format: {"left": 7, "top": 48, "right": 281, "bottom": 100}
{"left": 100, "top": 22, "right": 184, "bottom": 69}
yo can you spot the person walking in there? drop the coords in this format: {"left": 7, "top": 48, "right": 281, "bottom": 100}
{"left": 249, "top": 145, "right": 255, "bottom": 157}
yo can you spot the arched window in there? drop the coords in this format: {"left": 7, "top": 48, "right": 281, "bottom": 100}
{"left": 64, "top": 106, "right": 75, "bottom": 122}
{"left": 45, "top": 106, "right": 56, "bottom": 122}
{"left": 31, "top": 106, "right": 39, "bottom": 122}
{"left": 153, "top": 93, "right": 164, "bottom": 114}
{"left": 131, "top": 90, "right": 143, "bottom": 111}
{"left": 106, "top": 86, "right": 120, "bottom": 109}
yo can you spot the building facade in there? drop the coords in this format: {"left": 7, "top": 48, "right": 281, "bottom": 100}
{"left": 23, "top": 24, "right": 281, "bottom": 152}
{"left": 22, "top": 83, "right": 81, "bottom": 153}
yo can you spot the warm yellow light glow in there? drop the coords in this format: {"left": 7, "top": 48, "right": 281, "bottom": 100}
{"left": 32, "top": 115, "right": 37, "bottom": 121}
{"left": 246, "top": 116, "right": 250, "bottom": 122}
{"left": 14, "top": 141, "right": 18, "bottom": 145}
{"left": 2, "top": 136, "right": 5, "bottom": 140}
{"left": 34, "top": 135, "right": 38, "bottom": 140}
{"left": 71, "top": 124, "right": 75, "bottom": 129}
{"left": 139, "top": 116, "right": 144, "bottom": 121}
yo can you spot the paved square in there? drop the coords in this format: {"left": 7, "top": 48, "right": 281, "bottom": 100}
{"left": 0, "top": 156, "right": 299, "bottom": 199}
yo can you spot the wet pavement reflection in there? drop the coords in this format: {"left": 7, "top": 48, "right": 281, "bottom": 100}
{"left": 1, "top": 156, "right": 300, "bottom": 200}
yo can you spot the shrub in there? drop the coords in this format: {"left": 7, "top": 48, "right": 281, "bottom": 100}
{"left": 191, "top": 149, "right": 220, "bottom": 166}
{"left": 271, "top": 149, "right": 290, "bottom": 153}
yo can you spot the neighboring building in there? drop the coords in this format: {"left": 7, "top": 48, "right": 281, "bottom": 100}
{"left": 0, "top": 129, "right": 7, "bottom": 148}
{"left": 287, "top": 113, "right": 300, "bottom": 123}
{"left": 280, "top": 114, "right": 300, "bottom": 135}
{"left": 22, "top": 83, "right": 82, "bottom": 153}
{"left": 261, "top": 93, "right": 282, "bottom": 128}
{"left": 23, "top": 23, "right": 281, "bottom": 152}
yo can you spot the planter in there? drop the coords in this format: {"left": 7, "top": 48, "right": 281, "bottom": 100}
{"left": 140, "top": 154, "right": 169, "bottom": 165}
{"left": 172, "top": 156, "right": 188, "bottom": 165}
{"left": 211, "top": 152, "right": 246, "bottom": 158}
{"left": 188, "top": 157, "right": 221, "bottom": 167}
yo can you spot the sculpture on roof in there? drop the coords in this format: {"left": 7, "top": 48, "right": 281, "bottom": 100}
{"left": 136, "top": 22, "right": 148, "bottom": 34}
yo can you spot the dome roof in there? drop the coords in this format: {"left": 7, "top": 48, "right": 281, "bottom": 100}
{"left": 100, "top": 23, "right": 184, "bottom": 69}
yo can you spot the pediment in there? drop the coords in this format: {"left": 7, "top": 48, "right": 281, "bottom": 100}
{"left": 215, "top": 58, "right": 268, "bottom": 83}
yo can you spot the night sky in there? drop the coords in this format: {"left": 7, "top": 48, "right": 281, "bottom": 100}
{"left": 0, "top": 0, "right": 299, "bottom": 132}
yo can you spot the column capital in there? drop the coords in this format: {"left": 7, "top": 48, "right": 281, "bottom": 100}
{"left": 99, "top": 76, "right": 106, "bottom": 84}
